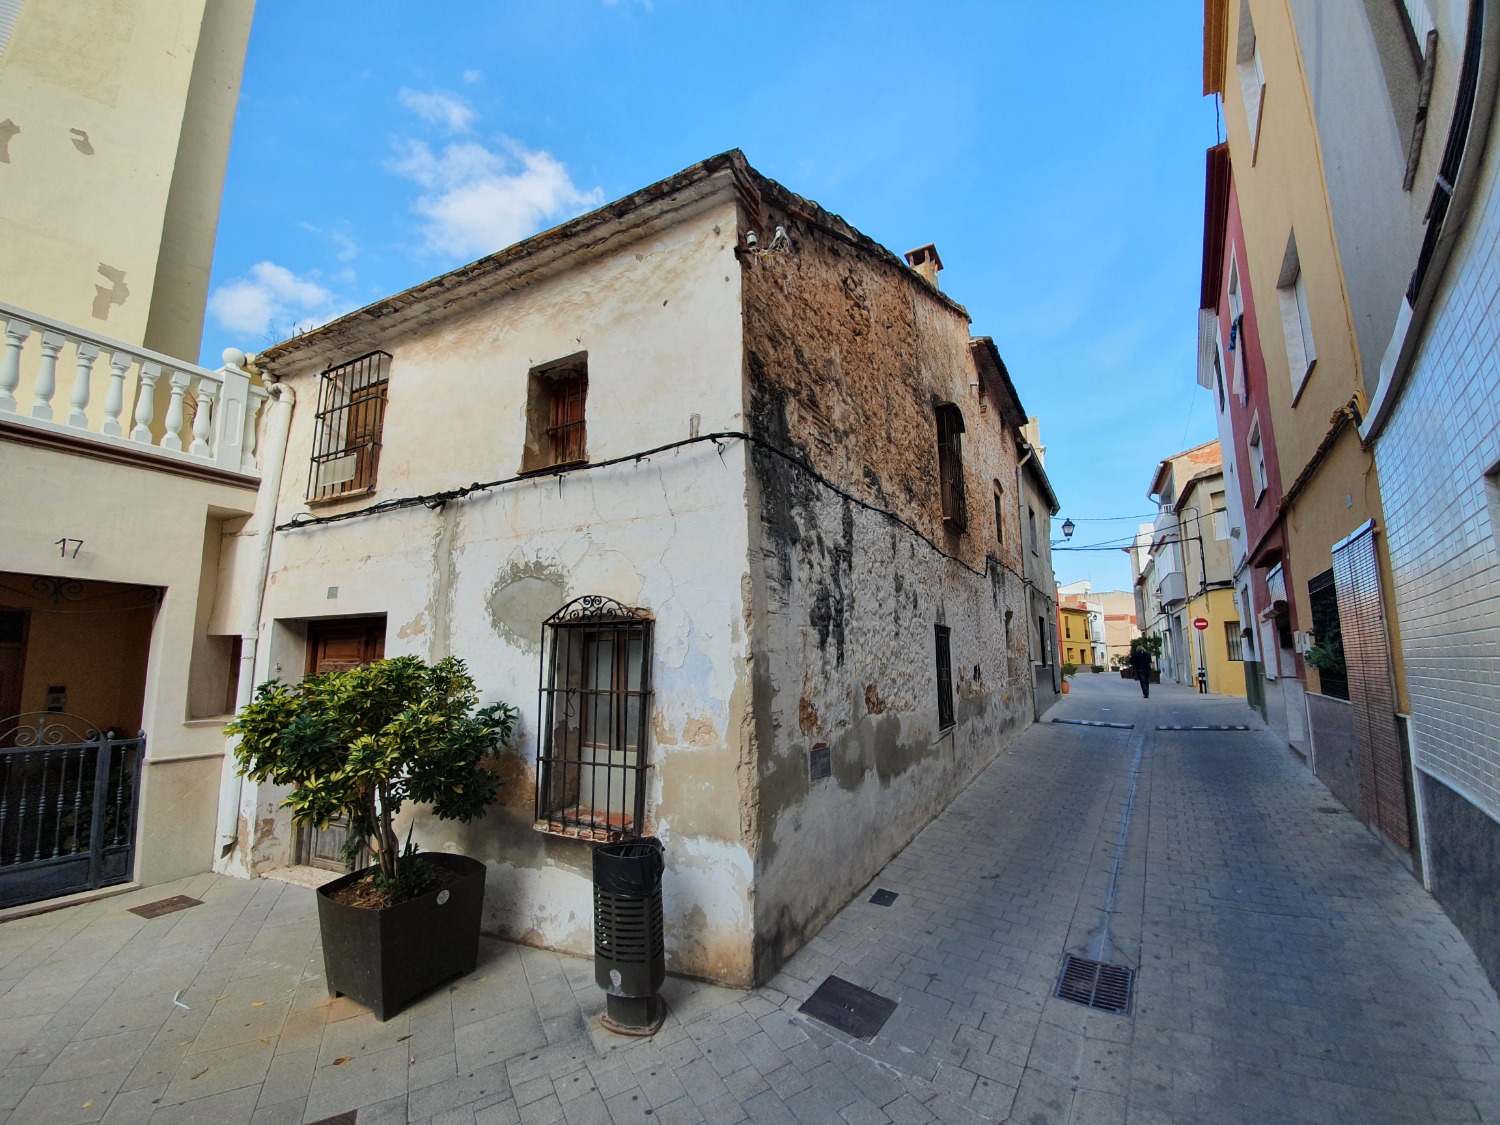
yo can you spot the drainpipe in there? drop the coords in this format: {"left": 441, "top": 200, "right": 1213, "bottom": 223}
{"left": 214, "top": 367, "right": 295, "bottom": 870}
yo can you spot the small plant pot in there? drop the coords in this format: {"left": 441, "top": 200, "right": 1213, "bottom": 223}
{"left": 1061, "top": 681, "right": 1070, "bottom": 694}
{"left": 316, "top": 852, "right": 486, "bottom": 1021}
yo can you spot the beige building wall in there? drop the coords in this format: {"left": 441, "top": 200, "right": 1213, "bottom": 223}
{"left": 0, "top": 0, "right": 254, "bottom": 361}
{"left": 0, "top": 440, "right": 259, "bottom": 889}
{"left": 0, "top": 0, "right": 259, "bottom": 910}
{"left": 1215, "top": 0, "right": 1406, "bottom": 709}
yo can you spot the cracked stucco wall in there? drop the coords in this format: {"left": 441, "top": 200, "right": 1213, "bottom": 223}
{"left": 238, "top": 194, "right": 762, "bottom": 984}
{"left": 738, "top": 192, "right": 1033, "bottom": 982}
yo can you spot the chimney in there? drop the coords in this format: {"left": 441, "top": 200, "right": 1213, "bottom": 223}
{"left": 904, "top": 244, "right": 943, "bottom": 288}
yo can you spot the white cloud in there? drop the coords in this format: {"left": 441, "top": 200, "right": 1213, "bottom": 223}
{"left": 389, "top": 137, "right": 603, "bottom": 259}
{"left": 461, "top": 69, "right": 483, "bottom": 85}
{"left": 397, "top": 87, "right": 477, "bottom": 134}
{"left": 208, "top": 261, "right": 340, "bottom": 339}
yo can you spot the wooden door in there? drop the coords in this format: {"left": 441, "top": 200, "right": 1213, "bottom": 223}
{"left": 0, "top": 611, "right": 28, "bottom": 746}
{"left": 296, "top": 617, "right": 386, "bottom": 869}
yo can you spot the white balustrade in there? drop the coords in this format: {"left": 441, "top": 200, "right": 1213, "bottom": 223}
{"left": 102, "top": 352, "right": 131, "bottom": 436}
{"left": 0, "top": 320, "right": 29, "bottom": 413}
{"left": 161, "top": 372, "right": 189, "bottom": 452}
{"left": 67, "top": 343, "right": 99, "bottom": 428}
{"left": 131, "top": 363, "right": 160, "bottom": 443}
{"left": 0, "top": 299, "right": 265, "bottom": 479}
{"left": 32, "top": 333, "right": 63, "bottom": 421}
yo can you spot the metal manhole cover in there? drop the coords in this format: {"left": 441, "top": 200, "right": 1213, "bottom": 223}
{"left": 127, "top": 895, "right": 202, "bottom": 919}
{"left": 1154, "top": 724, "right": 1250, "bottom": 731}
{"left": 1055, "top": 954, "right": 1134, "bottom": 1015}
{"left": 868, "top": 889, "right": 898, "bottom": 906}
{"left": 1051, "top": 719, "right": 1134, "bottom": 729}
{"left": 799, "top": 975, "right": 897, "bottom": 1040}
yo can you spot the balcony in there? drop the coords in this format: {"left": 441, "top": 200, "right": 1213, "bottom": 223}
{"left": 1, "top": 301, "right": 266, "bottom": 480}
{"left": 1156, "top": 570, "right": 1188, "bottom": 607}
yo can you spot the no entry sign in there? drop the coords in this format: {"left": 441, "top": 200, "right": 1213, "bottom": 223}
{"left": 1192, "top": 617, "right": 1209, "bottom": 631}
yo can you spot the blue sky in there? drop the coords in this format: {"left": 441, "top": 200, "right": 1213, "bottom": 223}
{"left": 204, "top": 1, "right": 1220, "bottom": 593}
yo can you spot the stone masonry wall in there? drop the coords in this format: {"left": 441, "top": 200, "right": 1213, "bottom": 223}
{"left": 736, "top": 178, "right": 1034, "bottom": 981}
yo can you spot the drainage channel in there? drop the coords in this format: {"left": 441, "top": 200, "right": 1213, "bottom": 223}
{"left": 1055, "top": 725, "right": 1145, "bottom": 1015}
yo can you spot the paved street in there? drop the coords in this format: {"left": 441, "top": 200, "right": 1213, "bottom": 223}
{"left": 2, "top": 675, "right": 1498, "bottom": 1125}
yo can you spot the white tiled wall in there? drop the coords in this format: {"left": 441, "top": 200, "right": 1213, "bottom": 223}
{"left": 1377, "top": 131, "right": 1500, "bottom": 820}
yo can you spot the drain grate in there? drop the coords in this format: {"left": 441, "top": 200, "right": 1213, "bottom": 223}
{"left": 868, "top": 888, "right": 898, "bottom": 907}
{"left": 1154, "top": 724, "right": 1250, "bottom": 732}
{"left": 1055, "top": 954, "right": 1134, "bottom": 1015}
{"left": 127, "top": 895, "right": 202, "bottom": 919}
{"left": 1051, "top": 719, "right": 1134, "bottom": 729}
{"left": 799, "top": 975, "right": 897, "bottom": 1040}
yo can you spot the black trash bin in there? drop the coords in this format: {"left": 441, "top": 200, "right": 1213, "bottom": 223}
{"left": 593, "top": 837, "right": 666, "bottom": 1034}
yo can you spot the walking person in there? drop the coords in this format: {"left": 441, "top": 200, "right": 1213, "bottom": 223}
{"left": 1129, "top": 643, "right": 1154, "bottom": 698}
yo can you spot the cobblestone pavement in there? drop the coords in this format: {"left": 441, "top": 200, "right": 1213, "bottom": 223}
{"left": 3, "top": 676, "right": 1498, "bottom": 1124}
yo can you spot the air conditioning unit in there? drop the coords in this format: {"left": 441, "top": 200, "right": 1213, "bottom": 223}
{"left": 1293, "top": 631, "right": 1314, "bottom": 654}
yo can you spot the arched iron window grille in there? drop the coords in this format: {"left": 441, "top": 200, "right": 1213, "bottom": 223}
{"left": 535, "top": 597, "right": 654, "bottom": 840}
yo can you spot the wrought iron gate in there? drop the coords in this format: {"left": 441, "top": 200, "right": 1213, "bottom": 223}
{"left": 0, "top": 713, "right": 145, "bottom": 909}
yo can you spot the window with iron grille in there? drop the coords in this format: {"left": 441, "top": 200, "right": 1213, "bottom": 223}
{"left": 524, "top": 354, "right": 588, "bottom": 472}
{"left": 935, "top": 404, "right": 967, "bottom": 530}
{"left": 308, "top": 351, "right": 390, "bottom": 501}
{"left": 1224, "top": 621, "right": 1244, "bottom": 661}
{"left": 934, "top": 624, "right": 954, "bottom": 730}
{"left": 993, "top": 481, "right": 1004, "bottom": 546}
{"left": 535, "top": 596, "right": 652, "bottom": 840}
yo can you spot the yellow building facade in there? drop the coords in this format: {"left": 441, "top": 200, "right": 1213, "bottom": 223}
{"left": 0, "top": 0, "right": 254, "bottom": 361}
{"left": 1206, "top": 0, "right": 1407, "bottom": 712}
{"left": 1059, "top": 604, "right": 1091, "bottom": 667}
{"left": 0, "top": 0, "right": 261, "bottom": 914}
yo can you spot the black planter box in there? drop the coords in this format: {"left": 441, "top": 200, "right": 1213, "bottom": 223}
{"left": 316, "top": 852, "right": 486, "bottom": 1021}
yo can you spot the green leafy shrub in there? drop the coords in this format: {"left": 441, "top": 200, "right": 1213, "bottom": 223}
{"left": 227, "top": 656, "right": 518, "bottom": 902}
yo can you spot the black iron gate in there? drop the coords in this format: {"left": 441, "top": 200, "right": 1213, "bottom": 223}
{"left": 0, "top": 713, "right": 145, "bottom": 909}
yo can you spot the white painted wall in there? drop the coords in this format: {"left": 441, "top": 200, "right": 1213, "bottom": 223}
{"left": 232, "top": 195, "right": 763, "bottom": 981}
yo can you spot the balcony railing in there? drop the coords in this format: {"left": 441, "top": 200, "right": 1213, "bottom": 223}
{"left": 0, "top": 301, "right": 266, "bottom": 478}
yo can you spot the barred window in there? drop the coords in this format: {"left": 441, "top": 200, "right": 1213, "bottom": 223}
{"left": 1224, "top": 621, "right": 1244, "bottom": 661}
{"left": 935, "top": 624, "right": 954, "bottom": 730}
{"left": 308, "top": 351, "right": 390, "bottom": 501}
{"left": 936, "top": 403, "right": 967, "bottom": 530}
{"left": 536, "top": 597, "right": 653, "bottom": 840}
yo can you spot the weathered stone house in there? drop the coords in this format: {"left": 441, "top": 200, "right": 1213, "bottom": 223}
{"left": 220, "top": 151, "right": 1050, "bottom": 985}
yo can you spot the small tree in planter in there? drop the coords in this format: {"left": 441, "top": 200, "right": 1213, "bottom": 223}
{"left": 227, "top": 655, "right": 518, "bottom": 1019}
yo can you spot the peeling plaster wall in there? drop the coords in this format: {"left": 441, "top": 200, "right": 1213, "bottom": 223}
{"left": 738, "top": 193, "right": 1033, "bottom": 982}
{"left": 241, "top": 196, "right": 761, "bottom": 984}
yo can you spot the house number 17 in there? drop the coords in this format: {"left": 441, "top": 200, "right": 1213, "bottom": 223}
{"left": 56, "top": 538, "right": 83, "bottom": 558}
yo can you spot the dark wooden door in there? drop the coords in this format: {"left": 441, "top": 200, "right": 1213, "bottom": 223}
{"left": 0, "top": 611, "right": 28, "bottom": 746}
{"left": 296, "top": 617, "right": 386, "bottom": 870}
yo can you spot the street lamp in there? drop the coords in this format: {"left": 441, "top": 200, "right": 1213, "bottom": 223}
{"left": 1060, "top": 517, "right": 1075, "bottom": 541}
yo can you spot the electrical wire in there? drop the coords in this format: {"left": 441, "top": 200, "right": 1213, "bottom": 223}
{"left": 276, "top": 430, "right": 1031, "bottom": 587}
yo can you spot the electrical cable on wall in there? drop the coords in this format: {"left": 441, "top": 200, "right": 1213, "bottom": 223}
{"left": 275, "top": 430, "right": 1031, "bottom": 587}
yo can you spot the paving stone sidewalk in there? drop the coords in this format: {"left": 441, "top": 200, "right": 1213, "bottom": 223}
{"left": 3, "top": 676, "right": 1498, "bottom": 1124}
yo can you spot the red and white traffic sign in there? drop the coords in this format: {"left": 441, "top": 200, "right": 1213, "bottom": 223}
{"left": 1192, "top": 617, "right": 1209, "bottom": 631}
